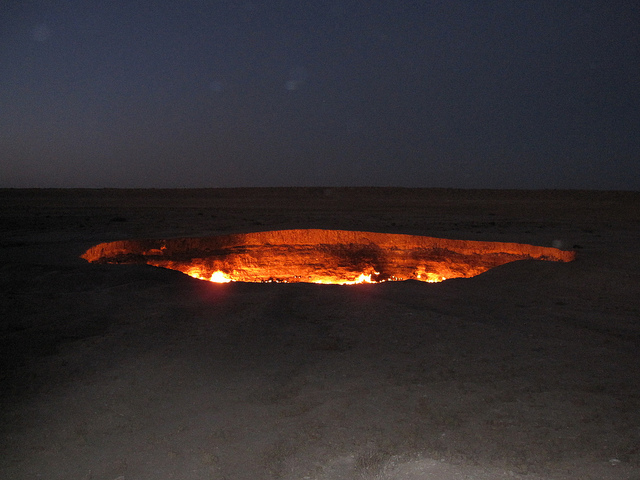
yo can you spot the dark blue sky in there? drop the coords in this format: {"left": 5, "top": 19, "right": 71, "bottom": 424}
{"left": 1, "top": 1, "right": 638, "bottom": 189}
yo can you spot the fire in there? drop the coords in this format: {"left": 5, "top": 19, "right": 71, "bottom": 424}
{"left": 185, "top": 267, "right": 206, "bottom": 280}
{"left": 81, "top": 229, "right": 576, "bottom": 285}
{"left": 347, "top": 273, "right": 375, "bottom": 285}
{"left": 417, "top": 272, "right": 447, "bottom": 283}
{"left": 328, "top": 270, "right": 379, "bottom": 285}
{"left": 186, "top": 268, "right": 233, "bottom": 283}
{"left": 209, "top": 270, "right": 232, "bottom": 283}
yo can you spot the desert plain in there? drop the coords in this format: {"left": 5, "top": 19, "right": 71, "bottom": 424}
{"left": 1, "top": 187, "right": 639, "bottom": 480}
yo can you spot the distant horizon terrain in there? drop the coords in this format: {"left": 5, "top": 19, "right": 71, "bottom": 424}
{"left": 2, "top": 186, "right": 639, "bottom": 193}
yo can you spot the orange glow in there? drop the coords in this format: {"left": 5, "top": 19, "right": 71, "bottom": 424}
{"left": 81, "top": 229, "right": 576, "bottom": 285}
{"left": 185, "top": 266, "right": 206, "bottom": 280}
{"left": 418, "top": 272, "right": 447, "bottom": 283}
{"left": 326, "top": 270, "right": 379, "bottom": 285}
{"left": 209, "top": 270, "right": 232, "bottom": 283}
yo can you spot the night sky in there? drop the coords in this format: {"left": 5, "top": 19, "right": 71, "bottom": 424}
{"left": 1, "top": 1, "right": 638, "bottom": 189}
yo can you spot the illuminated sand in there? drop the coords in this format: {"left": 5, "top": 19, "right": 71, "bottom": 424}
{"left": 1, "top": 188, "right": 639, "bottom": 480}
{"left": 81, "top": 229, "right": 575, "bottom": 284}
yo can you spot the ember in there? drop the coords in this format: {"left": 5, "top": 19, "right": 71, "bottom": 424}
{"left": 81, "top": 229, "right": 575, "bottom": 284}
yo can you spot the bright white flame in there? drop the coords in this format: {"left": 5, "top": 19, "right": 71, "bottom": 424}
{"left": 209, "top": 270, "right": 232, "bottom": 283}
{"left": 351, "top": 273, "right": 373, "bottom": 284}
{"left": 185, "top": 268, "right": 232, "bottom": 283}
{"left": 340, "top": 271, "right": 379, "bottom": 285}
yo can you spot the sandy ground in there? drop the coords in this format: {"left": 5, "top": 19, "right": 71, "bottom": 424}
{"left": 1, "top": 188, "right": 639, "bottom": 480}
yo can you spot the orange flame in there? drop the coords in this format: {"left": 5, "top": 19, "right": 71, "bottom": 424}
{"left": 209, "top": 270, "right": 232, "bottom": 283}
{"left": 81, "top": 229, "right": 575, "bottom": 285}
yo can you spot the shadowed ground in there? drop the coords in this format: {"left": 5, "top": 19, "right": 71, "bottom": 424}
{"left": 1, "top": 188, "right": 639, "bottom": 479}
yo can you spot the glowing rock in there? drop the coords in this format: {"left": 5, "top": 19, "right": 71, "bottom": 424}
{"left": 81, "top": 229, "right": 575, "bottom": 284}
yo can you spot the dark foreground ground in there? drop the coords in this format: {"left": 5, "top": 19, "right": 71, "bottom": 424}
{"left": 1, "top": 188, "right": 639, "bottom": 479}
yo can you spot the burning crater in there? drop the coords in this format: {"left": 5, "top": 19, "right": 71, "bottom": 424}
{"left": 81, "top": 229, "right": 575, "bottom": 285}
